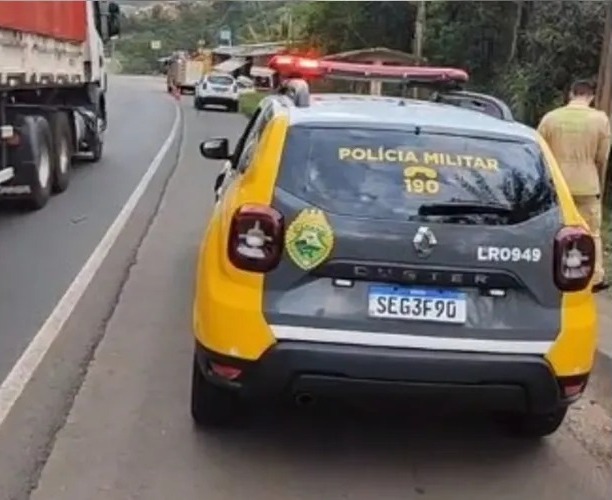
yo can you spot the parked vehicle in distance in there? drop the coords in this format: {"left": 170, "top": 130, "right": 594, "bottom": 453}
{"left": 194, "top": 73, "right": 240, "bottom": 112}
{"left": 236, "top": 76, "right": 256, "bottom": 95}
{"left": 167, "top": 54, "right": 207, "bottom": 95}
{"left": 250, "top": 67, "right": 277, "bottom": 92}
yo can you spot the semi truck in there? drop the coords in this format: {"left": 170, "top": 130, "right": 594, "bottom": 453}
{"left": 0, "top": 0, "right": 120, "bottom": 210}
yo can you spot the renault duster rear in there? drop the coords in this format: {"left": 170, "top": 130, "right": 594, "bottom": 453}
{"left": 192, "top": 90, "right": 597, "bottom": 438}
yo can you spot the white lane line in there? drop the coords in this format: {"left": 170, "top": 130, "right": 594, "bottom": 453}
{"left": 0, "top": 102, "right": 182, "bottom": 426}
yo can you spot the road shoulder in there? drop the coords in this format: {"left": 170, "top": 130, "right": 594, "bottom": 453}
{"left": 592, "top": 294, "right": 612, "bottom": 415}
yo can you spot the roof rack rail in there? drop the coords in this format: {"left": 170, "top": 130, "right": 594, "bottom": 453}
{"left": 430, "top": 90, "right": 514, "bottom": 121}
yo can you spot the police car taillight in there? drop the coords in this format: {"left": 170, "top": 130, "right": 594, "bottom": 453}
{"left": 553, "top": 226, "right": 595, "bottom": 292}
{"left": 228, "top": 204, "right": 284, "bottom": 272}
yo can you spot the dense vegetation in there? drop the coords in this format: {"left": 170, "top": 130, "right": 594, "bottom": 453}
{"left": 115, "top": 1, "right": 293, "bottom": 74}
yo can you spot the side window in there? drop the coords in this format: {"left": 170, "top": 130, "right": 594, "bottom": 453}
{"left": 232, "top": 108, "right": 262, "bottom": 165}
{"left": 235, "top": 105, "right": 274, "bottom": 173}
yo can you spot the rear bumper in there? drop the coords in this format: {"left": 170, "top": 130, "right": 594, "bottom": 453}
{"left": 195, "top": 95, "right": 237, "bottom": 105}
{"left": 196, "top": 341, "right": 581, "bottom": 414}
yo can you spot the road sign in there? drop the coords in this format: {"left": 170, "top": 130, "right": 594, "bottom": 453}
{"left": 150, "top": 40, "right": 162, "bottom": 51}
{"left": 219, "top": 27, "right": 232, "bottom": 46}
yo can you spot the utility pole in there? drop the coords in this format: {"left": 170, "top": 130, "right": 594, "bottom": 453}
{"left": 286, "top": 7, "right": 293, "bottom": 47}
{"left": 414, "top": 0, "right": 426, "bottom": 64}
{"left": 596, "top": 1, "right": 612, "bottom": 116}
{"left": 596, "top": 1, "right": 612, "bottom": 201}
{"left": 412, "top": 0, "right": 426, "bottom": 98}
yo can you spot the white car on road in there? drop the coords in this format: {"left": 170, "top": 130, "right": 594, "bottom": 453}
{"left": 194, "top": 73, "right": 240, "bottom": 112}
{"left": 236, "top": 76, "right": 256, "bottom": 95}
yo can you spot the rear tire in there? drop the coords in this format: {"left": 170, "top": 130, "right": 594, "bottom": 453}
{"left": 501, "top": 407, "right": 568, "bottom": 438}
{"left": 49, "top": 112, "right": 73, "bottom": 194}
{"left": 21, "top": 115, "right": 53, "bottom": 211}
{"left": 191, "top": 352, "right": 241, "bottom": 428}
{"left": 85, "top": 124, "right": 104, "bottom": 163}
{"left": 82, "top": 92, "right": 105, "bottom": 164}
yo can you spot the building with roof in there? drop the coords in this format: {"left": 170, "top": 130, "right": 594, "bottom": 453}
{"left": 212, "top": 42, "right": 286, "bottom": 73}
{"left": 320, "top": 47, "right": 425, "bottom": 96}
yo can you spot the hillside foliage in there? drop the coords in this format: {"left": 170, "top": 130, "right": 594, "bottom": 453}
{"left": 116, "top": 1, "right": 606, "bottom": 126}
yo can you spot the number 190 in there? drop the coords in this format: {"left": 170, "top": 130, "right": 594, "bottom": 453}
{"left": 405, "top": 179, "right": 439, "bottom": 195}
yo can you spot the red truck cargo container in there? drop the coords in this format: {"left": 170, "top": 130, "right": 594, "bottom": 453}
{"left": 0, "top": 0, "right": 87, "bottom": 43}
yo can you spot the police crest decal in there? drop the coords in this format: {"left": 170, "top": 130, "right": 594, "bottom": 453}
{"left": 285, "top": 209, "right": 335, "bottom": 271}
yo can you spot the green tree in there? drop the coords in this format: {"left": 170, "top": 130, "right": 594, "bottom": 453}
{"left": 300, "top": 1, "right": 416, "bottom": 53}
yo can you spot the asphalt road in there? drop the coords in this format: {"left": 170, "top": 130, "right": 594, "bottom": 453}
{"left": 0, "top": 76, "right": 177, "bottom": 382}
{"left": 28, "top": 97, "right": 612, "bottom": 500}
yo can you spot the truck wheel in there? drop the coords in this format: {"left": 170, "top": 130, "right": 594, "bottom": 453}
{"left": 19, "top": 116, "right": 53, "bottom": 210}
{"left": 82, "top": 88, "right": 105, "bottom": 163}
{"left": 89, "top": 130, "right": 104, "bottom": 163}
{"left": 49, "top": 112, "right": 73, "bottom": 194}
{"left": 82, "top": 117, "right": 103, "bottom": 163}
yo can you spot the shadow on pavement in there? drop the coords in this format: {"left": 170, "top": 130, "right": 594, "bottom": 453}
{"left": 194, "top": 400, "right": 546, "bottom": 466}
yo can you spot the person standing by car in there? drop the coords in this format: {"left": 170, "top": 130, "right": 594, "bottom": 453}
{"left": 538, "top": 79, "right": 611, "bottom": 293}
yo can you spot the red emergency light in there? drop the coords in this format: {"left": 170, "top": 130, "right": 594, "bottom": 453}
{"left": 268, "top": 55, "right": 469, "bottom": 86}
{"left": 268, "top": 54, "right": 324, "bottom": 79}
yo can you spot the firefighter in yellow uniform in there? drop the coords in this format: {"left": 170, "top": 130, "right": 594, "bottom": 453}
{"left": 538, "top": 79, "right": 610, "bottom": 293}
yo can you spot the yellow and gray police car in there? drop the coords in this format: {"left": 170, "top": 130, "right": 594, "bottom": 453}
{"left": 191, "top": 61, "right": 598, "bottom": 438}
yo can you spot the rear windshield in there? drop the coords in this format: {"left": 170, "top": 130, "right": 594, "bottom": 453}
{"left": 277, "top": 126, "right": 557, "bottom": 224}
{"left": 208, "top": 75, "right": 233, "bottom": 85}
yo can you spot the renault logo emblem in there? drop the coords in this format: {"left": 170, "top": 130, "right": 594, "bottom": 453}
{"left": 413, "top": 226, "right": 437, "bottom": 257}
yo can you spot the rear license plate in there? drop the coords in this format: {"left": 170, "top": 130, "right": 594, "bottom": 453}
{"left": 368, "top": 286, "right": 467, "bottom": 324}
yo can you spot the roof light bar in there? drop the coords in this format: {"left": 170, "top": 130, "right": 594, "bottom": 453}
{"left": 268, "top": 55, "right": 469, "bottom": 86}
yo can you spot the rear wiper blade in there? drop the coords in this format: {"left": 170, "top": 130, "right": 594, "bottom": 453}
{"left": 418, "top": 202, "right": 513, "bottom": 216}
